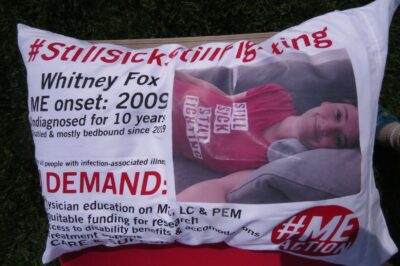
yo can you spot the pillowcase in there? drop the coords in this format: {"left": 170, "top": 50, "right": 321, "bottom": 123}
{"left": 18, "top": 0, "right": 399, "bottom": 265}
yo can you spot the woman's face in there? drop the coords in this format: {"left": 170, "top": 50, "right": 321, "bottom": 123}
{"left": 296, "top": 102, "right": 359, "bottom": 149}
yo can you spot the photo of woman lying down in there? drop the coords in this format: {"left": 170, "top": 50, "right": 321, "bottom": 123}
{"left": 172, "top": 50, "right": 361, "bottom": 203}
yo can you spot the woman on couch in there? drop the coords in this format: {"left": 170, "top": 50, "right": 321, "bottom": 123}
{"left": 173, "top": 71, "right": 359, "bottom": 174}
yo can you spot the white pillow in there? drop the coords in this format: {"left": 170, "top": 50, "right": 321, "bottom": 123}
{"left": 18, "top": 1, "right": 399, "bottom": 265}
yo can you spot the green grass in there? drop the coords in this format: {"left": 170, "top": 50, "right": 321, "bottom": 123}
{"left": 1, "top": 1, "right": 399, "bottom": 265}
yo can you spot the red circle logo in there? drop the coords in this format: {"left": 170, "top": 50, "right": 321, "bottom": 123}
{"left": 271, "top": 205, "right": 359, "bottom": 256}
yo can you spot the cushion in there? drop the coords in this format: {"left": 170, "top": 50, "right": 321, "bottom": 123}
{"left": 226, "top": 148, "right": 361, "bottom": 204}
{"left": 17, "top": 1, "right": 399, "bottom": 265}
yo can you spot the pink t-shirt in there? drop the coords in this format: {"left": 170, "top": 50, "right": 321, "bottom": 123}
{"left": 173, "top": 79, "right": 296, "bottom": 173}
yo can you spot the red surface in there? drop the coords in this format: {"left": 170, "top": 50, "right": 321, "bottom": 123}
{"left": 60, "top": 243, "right": 340, "bottom": 266}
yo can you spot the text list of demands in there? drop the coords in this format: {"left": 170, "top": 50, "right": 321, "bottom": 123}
{"left": 45, "top": 198, "right": 247, "bottom": 249}
{"left": 29, "top": 71, "right": 168, "bottom": 139}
